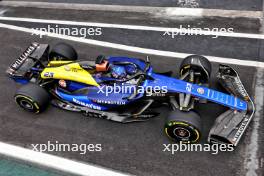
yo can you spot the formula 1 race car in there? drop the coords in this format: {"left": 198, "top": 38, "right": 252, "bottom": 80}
{"left": 6, "top": 42, "right": 255, "bottom": 146}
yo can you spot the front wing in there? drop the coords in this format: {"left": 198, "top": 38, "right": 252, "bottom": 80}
{"left": 208, "top": 65, "right": 255, "bottom": 146}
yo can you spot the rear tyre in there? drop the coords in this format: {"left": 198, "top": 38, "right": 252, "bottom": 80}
{"left": 180, "top": 55, "right": 211, "bottom": 83}
{"left": 14, "top": 84, "right": 50, "bottom": 113}
{"left": 164, "top": 110, "right": 202, "bottom": 143}
{"left": 49, "top": 43, "right": 78, "bottom": 61}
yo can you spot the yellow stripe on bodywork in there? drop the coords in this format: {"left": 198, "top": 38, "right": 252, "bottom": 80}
{"left": 48, "top": 61, "right": 73, "bottom": 67}
{"left": 41, "top": 63, "right": 99, "bottom": 86}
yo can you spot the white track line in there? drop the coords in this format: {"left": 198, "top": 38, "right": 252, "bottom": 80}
{"left": 0, "top": 1, "right": 262, "bottom": 18}
{"left": 160, "top": 8, "right": 262, "bottom": 19}
{"left": 0, "top": 17, "right": 263, "bottom": 176}
{"left": 0, "top": 142, "right": 131, "bottom": 176}
{"left": 244, "top": 3, "right": 264, "bottom": 175}
{"left": 245, "top": 68, "right": 263, "bottom": 176}
{"left": 0, "top": 16, "right": 263, "bottom": 40}
{"left": 0, "top": 22, "right": 264, "bottom": 68}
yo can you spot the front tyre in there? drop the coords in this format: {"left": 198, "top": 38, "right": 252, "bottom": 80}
{"left": 164, "top": 110, "right": 202, "bottom": 143}
{"left": 14, "top": 84, "right": 50, "bottom": 113}
{"left": 180, "top": 55, "right": 211, "bottom": 84}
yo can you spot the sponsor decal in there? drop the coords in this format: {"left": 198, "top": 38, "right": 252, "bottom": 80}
{"left": 44, "top": 72, "right": 54, "bottom": 78}
{"left": 149, "top": 93, "right": 166, "bottom": 97}
{"left": 70, "top": 68, "right": 83, "bottom": 72}
{"left": 234, "top": 77, "right": 248, "bottom": 98}
{"left": 197, "top": 88, "right": 205, "bottom": 94}
{"left": 64, "top": 66, "right": 83, "bottom": 72}
{"left": 186, "top": 83, "right": 192, "bottom": 92}
{"left": 64, "top": 65, "right": 71, "bottom": 71}
{"left": 233, "top": 116, "right": 250, "bottom": 142}
{"left": 73, "top": 98, "right": 101, "bottom": 110}
{"left": 10, "top": 43, "right": 38, "bottom": 70}
{"left": 59, "top": 80, "right": 67, "bottom": 88}
{"left": 92, "top": 99, "right": 126, "bottom": 105}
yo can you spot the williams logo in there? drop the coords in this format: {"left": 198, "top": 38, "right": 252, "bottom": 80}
{"left": 10, "top": 43, "right": 39, "bottom": 70}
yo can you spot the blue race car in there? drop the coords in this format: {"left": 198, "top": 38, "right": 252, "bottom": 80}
{"left": 6, "top": 42, "right": 254, "bottom": 146}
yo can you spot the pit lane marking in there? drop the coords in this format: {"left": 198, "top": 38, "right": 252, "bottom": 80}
{"left": 0, "top": 142, "right": 131, "bottom": 176}
{"left": 244, "top": 68, "right": 263, "bottom": 176}
{"left": 0, "top": 18, "right": 263, "bottom": 176}
{"left": 0, "top": 22, "right": 264, "bottom": 68}
{"left": 0, "top": 16, "right": 263, "bottom": 40}
{"left": 0, "top": 1, "right": 261, "bottom": 19}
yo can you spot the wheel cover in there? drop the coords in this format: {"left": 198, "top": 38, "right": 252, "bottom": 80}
{"left": 15, "top": 95, "right": 40, "bottom": 113}
{"left": 173, "top": 127, "right": 191, "bottom": 138}
{"left": 165, "top": 121, "right": 200, "bottom": 143}
{"left": 19, "top": 99, "right": 34, "bottom": 110}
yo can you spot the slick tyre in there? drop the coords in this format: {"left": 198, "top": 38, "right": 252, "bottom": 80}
{"left": 164, "top": 110, "right": 202, "bottom": 143}
{"left": 14, "top": 84, "right": 50, "bottom": 113}
{"left": 180, "top": 55, "right": 211, "bottom": 83}
{"left": 49, "top": 43, "right": 78, "bottom": 61}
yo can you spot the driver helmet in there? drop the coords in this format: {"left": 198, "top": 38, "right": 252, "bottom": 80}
{"left": 111, "top": 65, "right": 127, "bottom": 79}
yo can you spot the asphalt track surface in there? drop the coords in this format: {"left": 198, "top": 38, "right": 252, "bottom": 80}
{"left": 1, "top": 7, "right": 261, "bottom": 34}
{"left": 0, "top": 5, "right": 263, "bottom": 176}
{"left": 5, "top": 0, "right": 263, "bottom": 11}
{"left": 0, "top": 7, "right": 262, "bottom": 61}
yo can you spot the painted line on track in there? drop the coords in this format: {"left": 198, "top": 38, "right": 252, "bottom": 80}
{"left": 244, "top": 3, "right": 264, "bottom": 175}
{"left": 0, "top": 19, "right": 263, "bottom": 176}
{"left": 245, "top": 68, "right": 264, "bottom": 176}
{"left": 0, "top": 22, "right": 264, "bottom": 68}
{"left": 0, "top": 142, "right": 131, "bottom": 176}
{"left": 0, "top": 16, "right": 263, "bottom": 39}
{"left": 0, "top": 1, "right": 262, "bottom": 19}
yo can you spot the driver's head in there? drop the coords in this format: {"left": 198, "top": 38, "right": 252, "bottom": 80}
{"left": 111, "top": 65, "right": 127, "bottom": 79}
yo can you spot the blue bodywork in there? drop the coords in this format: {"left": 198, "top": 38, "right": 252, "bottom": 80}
{"left": 13, "top": 56, "right": 248, "bottom": 111}
{"left": 148, "top": 73, "right": 247, "bottom": 111}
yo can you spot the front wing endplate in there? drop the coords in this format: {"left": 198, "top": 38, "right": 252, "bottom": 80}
{"left": 208, "top": 64, "right": 255, "bottom": 146}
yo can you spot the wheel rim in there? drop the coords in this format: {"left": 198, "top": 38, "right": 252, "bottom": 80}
{"left": 164, "top": 121, "right": 200, "bottom": 143}
{"left": 15, "top": 95, "right": 40, "bottom": 113}
{"left": 19, "top": 99, "right": 34, "bottom": 110}
{"left": 173, "top": 127, "right": 191, "bottom": 138}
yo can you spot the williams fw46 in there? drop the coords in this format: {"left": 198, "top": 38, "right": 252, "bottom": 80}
{"left": 6, "top": 42, "right": 255, "bottom": 146}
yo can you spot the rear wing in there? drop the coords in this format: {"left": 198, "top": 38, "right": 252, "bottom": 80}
{"left": 208, "top": 65, "right": 255, "bottom": 146}
{"left": 6, "top": 43, "right": 49, "bottom": 82}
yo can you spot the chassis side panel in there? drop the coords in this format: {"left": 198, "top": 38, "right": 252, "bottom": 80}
{"left": 148, "top": 73, "right": 247, "bottom": 111}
